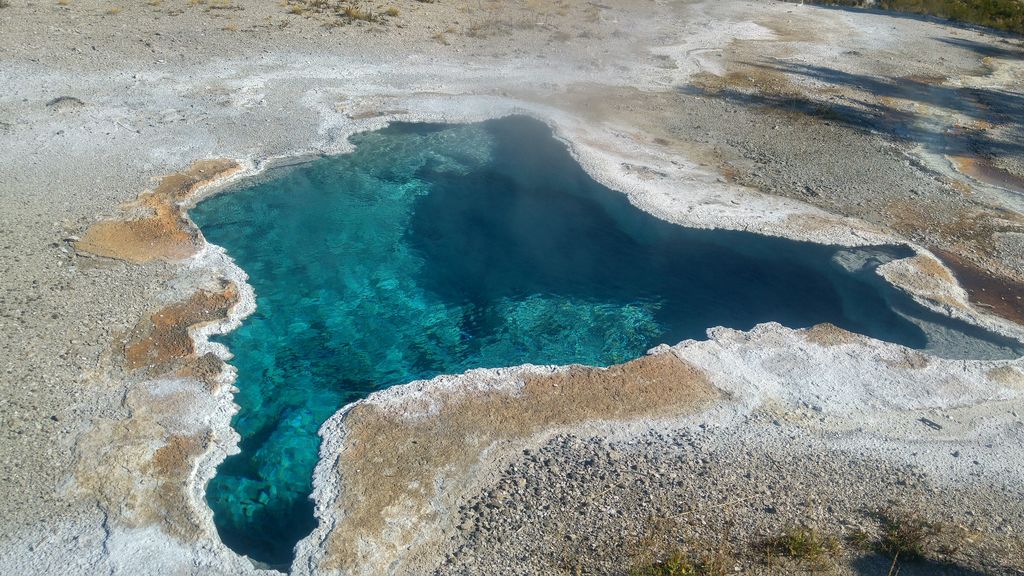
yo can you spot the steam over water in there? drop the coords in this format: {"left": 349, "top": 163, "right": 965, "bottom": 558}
{"left": 191, "top": 116, "right": 1021, "bottom": 568}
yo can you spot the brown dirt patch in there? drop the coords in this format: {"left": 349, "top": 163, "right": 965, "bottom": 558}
{"left": 124, "top": 282, "right": 238, "bottom": 372}
{"left": 75, "top": 159, "right": 241, "bottom": 263}
{"left": 321, "top": 352, "right": 720, "bottom": 572}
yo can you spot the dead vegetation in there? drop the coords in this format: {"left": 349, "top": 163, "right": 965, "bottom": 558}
{"left": 185, "top": 0, "right": 243, "bottom": 10}
{"left": 761, "top": 525, "right": 842, "bottom": 570}
{"left": 876, "top": 510, "right": 937, "bottom": 561}
{"left": 629, "top": 550, "right": 732, "bottom": 576}
{"left": 282, "top": 0, "right": 400, "bottom": 23}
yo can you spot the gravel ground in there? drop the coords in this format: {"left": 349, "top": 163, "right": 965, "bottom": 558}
{"left": 438, "top": 427, "right": 1024, "bottom": 575}
{"left": 1, "top": 1, "right": 1023, "bottom": 574}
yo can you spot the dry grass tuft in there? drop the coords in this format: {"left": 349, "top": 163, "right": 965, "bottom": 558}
{"left": 206, "top": 0, "right": 238, "bottom": 10}
{"left": 878, "top": 511, "right": 936, "bottom": 560}
{"left": 284, "top": 0, "right": 384, "bottom": 23}
{"left": 342, "top": 4, "right": 372, "bottom": 21}
{"left": 630, "top": 548, "right": 732, "bottom": 576}
{"left": 762, "top": 525, "right": 841, "bottom": 569}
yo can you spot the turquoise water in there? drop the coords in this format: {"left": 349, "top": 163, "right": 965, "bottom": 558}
{"left": 190, "top": 116, "right": 1021, "bottom": 568}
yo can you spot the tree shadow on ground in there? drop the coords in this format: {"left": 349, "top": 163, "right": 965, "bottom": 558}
{"left": 935, "top": 36, "right": 1024, "bottom": 60}
{"left": 792, "top": 2, "right": 1024, "bottom": 38}
{"left": 851, "top": 553, "right": 990, "bottom": 576}
{"left": 678, "top": 59, "right": 1024, "bottom": 162}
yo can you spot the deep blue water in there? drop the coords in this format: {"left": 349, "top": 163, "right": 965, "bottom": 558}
{"left": 190, "top": 116, "right": 1021, "bottom": 569}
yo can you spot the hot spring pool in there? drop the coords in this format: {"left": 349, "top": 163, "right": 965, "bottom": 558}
{"left": 190, "top": 116, "right": 1021, "bottom": 568}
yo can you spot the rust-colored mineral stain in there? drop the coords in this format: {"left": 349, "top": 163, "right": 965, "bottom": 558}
{"left": 322, "top": 353, "right": 719, "bottom": 571}
{"left": 71, "top": 160, "right": 242, "bottom": 540}
{"left": 877, "top": 254, "right": 966, "bottom": 311}
{"left": 148, "top": 159, "right": 242, "bottom": 203}
{"left": 950, "top": 155, "right": 1024, "bottom": 195}
{"left": 124, "top": 282, "right": 238, "bottom": 372}
{"left": 932, "top": 247, "right": 1024, "bottom": 325}
{"left": 75, "top": 159, "right": 241, "bottom": 263}
{"left": 881, "top": 195, "right": 1024, "bottom": 326}
{"left": 149, "top": 433, "right": 207, "bottom": 478}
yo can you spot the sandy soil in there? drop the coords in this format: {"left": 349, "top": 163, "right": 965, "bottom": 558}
{"left": 1, "top": 0, "right": 1023, "bottom": 574}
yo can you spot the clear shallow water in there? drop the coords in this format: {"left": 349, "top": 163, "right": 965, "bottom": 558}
{"left": 191, "top": 116, "right": 1021, "bottom": 568}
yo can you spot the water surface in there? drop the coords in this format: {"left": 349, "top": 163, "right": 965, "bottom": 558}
{"left": 191, "top": 116, "right": 1021, "bottom": 568}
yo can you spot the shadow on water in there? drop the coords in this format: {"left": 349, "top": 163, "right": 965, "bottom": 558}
{"left": 190, "top": 116, "right": 1022, "bottom": 569}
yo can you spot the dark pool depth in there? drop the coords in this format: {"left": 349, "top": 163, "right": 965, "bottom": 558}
{"left": 190, "top": 116, "right": 1021, "bottom": 568}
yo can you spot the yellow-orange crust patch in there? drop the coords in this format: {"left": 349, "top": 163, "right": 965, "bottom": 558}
{"left": 76, "top": 159, "right": 241, "bottom": 263}
{"left": 124, "top": 282, "right": 238, "bottom": 373}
